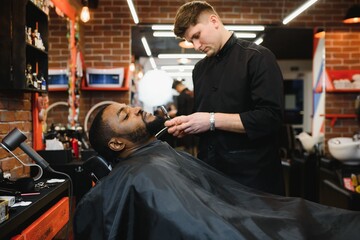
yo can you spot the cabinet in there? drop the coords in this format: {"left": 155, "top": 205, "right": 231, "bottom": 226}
{"left": 0, "top": 0, "right": 48, "bottom": 92}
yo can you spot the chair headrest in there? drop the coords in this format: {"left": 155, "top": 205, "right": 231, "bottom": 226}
{"left": 83, "top": 155, "right": 112, "bottom": 183}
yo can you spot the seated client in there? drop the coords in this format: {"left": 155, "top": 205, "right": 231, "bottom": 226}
{"left": 73, "top": 102, "right": 360, "bottom": 240}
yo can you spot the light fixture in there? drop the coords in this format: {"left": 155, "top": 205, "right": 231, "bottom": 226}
{"left": 179, "top": 40, "right": 194, "bottom": 49}
{"left": 151, "top": 25, "right": 174, "bottom": 30}
{"left": 149, "top": 57, "right": 157, "bottom": 69}
{"left": 158, "top": 54, "right": 205, "bottom": 59}
{"left": 141, "top": 37, "right": 152, "bottom": 56}
{"left": 127, "top": 0, "right": 139, "bottom": 24}
{"left": 153, "top": 31, "right": 176, "bottom": 37}
{"left": 235, "top": 33, "right": 257, "bottom": 39}
{"left": 254, "top": 37, "right": 264, "bottom": 45}
{"left": 80, "top": 0, "right": 90, "bottom": 23}
{"left": 343, "top": 4, "right": 360, "bottom": 24}
{"left": 151, "top": 24, "right": 265, "bottom": 31}
{"left": 177, "top": 58, "right": 191, "bottom": 65}
{"left": 225, "top": 25, "right": 265, "bottom": 31}
{"left": 282, "top": 0, "right": 319, "bottom": 25}
{"left": 314, "top": 28, "right": 325, "bottom": 38}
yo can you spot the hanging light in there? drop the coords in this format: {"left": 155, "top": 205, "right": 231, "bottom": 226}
{"left": 81, "top": 0, "right": 90, "bottom": 23}
{"left": 178, "top": 40, "right": 194, "bottom": 49}
{"left": 314, "top": 28, "right": 325, "bottom": 38}
{"left": 343, "top": 4, "right": 360, "bottom": 24}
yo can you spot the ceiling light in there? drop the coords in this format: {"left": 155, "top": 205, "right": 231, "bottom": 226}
{"left": 80, "top": 0, "right": 90, "bottom": 23}
{"left": 282, "top": 0, "right": 319, "bottom": 25}
{"left": 343, "top": 4, "right": 360, "bottom": 24}
{"left": 235, "top": 33, "right": 257, "bottom": 38}
{"left": 149, "top": 57, "right": 157, "bottom": 69}
{"left": 314, "top": 28, "right": 325, "bottom": 38}
{"left": 141, "top": 37, "right": 152, "bottom": 56}
{"left": 127, "top": 0, "right": 139, "bottom": 24}
{"left": 225, "top": 25, "right": 265, "bottom": 31}
{"left": 158, "top": 54, "right": 205, "bottom": 59}
{"left": 153, "top": 31, "right": 176, "bottom": 37}
{"left": 254, "top": 37, "right": 264, "bottom": 45}
{"left": 179, "top": 40, "right": 194, "bottom": 49}
{"left": 151, "top": 24, "right": 265, "bottom": 32}
{"left": 151, "top": 25, "right": 174, "bottom": 30}
{"left": 178, "top": 58, "right": 191, "bottom": 65}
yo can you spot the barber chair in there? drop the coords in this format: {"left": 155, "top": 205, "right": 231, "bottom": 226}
{"left": 82, "top": 155, "right": 112, "bottom": 184}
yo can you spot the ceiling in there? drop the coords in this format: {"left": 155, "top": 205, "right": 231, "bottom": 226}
{"left": 131, "top": 25, "right": 314, "bottom": 72}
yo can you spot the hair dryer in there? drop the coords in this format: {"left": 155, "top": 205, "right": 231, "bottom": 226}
{"left": 1, "top": 128, "right": 54, "bottom": 172}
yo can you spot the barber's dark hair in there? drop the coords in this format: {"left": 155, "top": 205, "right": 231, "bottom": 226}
{"left": 174, "top": 1, "right": 217, "bottom": 38}
{"left": 88, "top": 106, "right": 118, "bottom": 162}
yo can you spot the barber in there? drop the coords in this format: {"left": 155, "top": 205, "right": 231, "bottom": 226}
{"left": 165, "top": 1, "right": 285, "bottom": 195}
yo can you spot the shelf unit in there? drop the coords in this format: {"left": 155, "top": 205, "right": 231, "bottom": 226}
{"left": 321, "top": 114, "right": 357, "bottom": 128}
{"left": 0, "top": 0, "right": 48, "bottom": 92}
{"left": 325, "top": 70, "right": 360, "bottom": 93}
{"left": 80, "top": 67, "right": 131, "bottom": 91}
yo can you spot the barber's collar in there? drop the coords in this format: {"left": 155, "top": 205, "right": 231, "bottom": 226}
{"left": 215, "top": 32, "right": 237, "bottom": 60}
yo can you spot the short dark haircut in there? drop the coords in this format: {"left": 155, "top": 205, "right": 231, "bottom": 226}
{"left": 174, "top": 1, "right": 217, "bottom": 38}
{"left": 88, "top": 106, "right": 118, "bottom": 162}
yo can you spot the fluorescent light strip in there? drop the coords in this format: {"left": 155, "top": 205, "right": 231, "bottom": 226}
{"left": 225, "top": 25, "right": 264, "bottom": 31}
{"left": 153, "top": 31, "right": 176, "bottom": 37}
{"left": 154, "top": 31, "right": 256, "bottom": 38}
{"left": 282, "top": 0, "right": 319, "bottom": 25}
{"left": 127, "top": 0, "right": 139, "bottom": 24}
{"left": 152, "top": 24, "right": 265, "bottom": 31}
{"left": 152, "top": 25, "right": 174, "bottom": 30}
{"left": 158, "top": 54, "right": 205, "bottom": 59}
{"left": 141, "top": 37, "right": 152, "bottom": 56}
{"left": 161, "top": 65, "right": 194, "bottom": 71}
{"left": 254, "top": 37, "right": 263, "bottom": 45}
{"left": 235, "top": 33, "right": 257, "bottom": 38}
{"left": 149, "top": 57, "right": 157, "bottom": 69}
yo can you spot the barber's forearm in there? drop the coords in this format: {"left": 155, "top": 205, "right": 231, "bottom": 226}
{"left": 213, "top": 113, "right": 246, "bottom": 133}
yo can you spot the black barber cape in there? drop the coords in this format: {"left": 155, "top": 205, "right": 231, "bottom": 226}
{"left": 74, "top": 140, "right": 360, "bottom": 239}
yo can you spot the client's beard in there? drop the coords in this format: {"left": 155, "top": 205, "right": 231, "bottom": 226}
{"left": 121, "top": 115, "right": 165, "bottom": 143}
{"left": 145, "top": 116, "right": 166, "bottom": 136}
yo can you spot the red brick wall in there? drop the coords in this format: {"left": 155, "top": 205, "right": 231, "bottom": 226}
{"left": 324, "top": 31, "right": 360, "bottom": 149}
{"left": 0, "top": 92, "right": 33, "bottom": 179}
{"left": 1, "top": 0, "right": 359, "bottom": 176}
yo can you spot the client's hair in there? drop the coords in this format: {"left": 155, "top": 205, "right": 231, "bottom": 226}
{"left": 89, "top": 106, "right": 118, "bottom": 162}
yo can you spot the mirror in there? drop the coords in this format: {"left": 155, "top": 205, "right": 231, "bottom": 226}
{"left": 131, "top": 24, "right": 314, "bottom": 133}
{"left": 47, "top": 6, "right": 71, "bottom": 128}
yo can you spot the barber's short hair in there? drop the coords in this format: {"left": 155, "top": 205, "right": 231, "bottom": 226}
{"left": 174, "top": 1, "right": 217, "bottom": 38}
{"left": 89, "top": 105, "right": 118, "bottom": 162}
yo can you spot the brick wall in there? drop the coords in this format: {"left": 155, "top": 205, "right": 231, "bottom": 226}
{"left": 324, "top": 31, "right": 360, "bottom": 149}
{"left": 1, "top": 0, "right": 359, "bottom": 176}
{"left": 0, "top": 92, "right": 33, "bottom": 179}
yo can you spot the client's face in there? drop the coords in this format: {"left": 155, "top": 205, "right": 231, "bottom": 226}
{"left": 104, "top": 103, "right": 165, "bottom": 144}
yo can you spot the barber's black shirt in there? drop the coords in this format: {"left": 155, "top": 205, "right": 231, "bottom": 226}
{"left": 193, "top": 34, "right": 284, "bottom": 195}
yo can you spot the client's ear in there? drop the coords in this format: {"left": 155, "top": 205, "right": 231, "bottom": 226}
{"left": 108, "top": 137, "right": 125, "bottom": 152}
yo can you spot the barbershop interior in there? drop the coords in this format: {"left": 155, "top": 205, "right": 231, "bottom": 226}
{"left": 0, "top": 0, "right": 360, "bottom": 239}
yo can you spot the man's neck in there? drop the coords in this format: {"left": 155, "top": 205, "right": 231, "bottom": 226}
{"left": 119, "top": 137, "right": 157, "bottom": 158}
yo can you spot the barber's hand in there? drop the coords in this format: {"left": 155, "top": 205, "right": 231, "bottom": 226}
{"left": 165, "top": 112, "right": 211, "bottom": 137}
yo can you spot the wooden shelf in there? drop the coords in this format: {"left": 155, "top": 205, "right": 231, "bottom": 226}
{"left": 81, "top": 67, "right": 130, "bottom": 91}
{"left": 321, "top": 114, "right": 357, "bottom": 127}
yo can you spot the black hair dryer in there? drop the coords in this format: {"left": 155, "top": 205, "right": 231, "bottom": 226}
{"left": 1, "top": 128, "right": 54, "bottom": 172}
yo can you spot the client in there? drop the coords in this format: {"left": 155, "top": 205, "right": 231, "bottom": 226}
{"left": 73, "top": 103, "right": 360, "bottom": 240}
